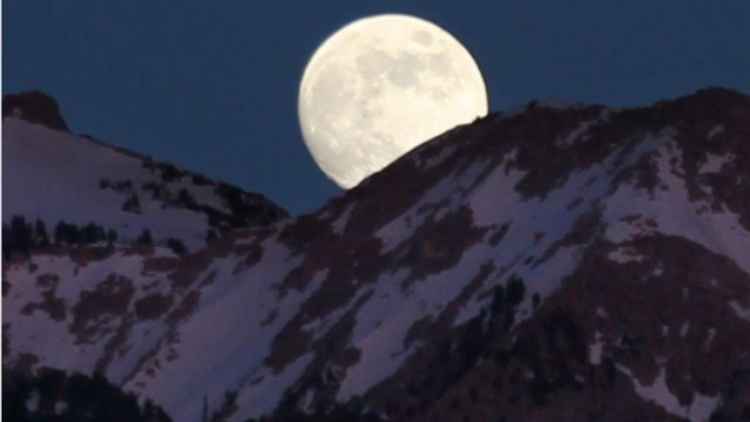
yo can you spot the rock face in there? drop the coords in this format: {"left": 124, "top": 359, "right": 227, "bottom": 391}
{"left": 3, "top": 88, "right": 750, "bottom": 422}
{"left": 3, "top": 91, "right": 69, "bottom": 131}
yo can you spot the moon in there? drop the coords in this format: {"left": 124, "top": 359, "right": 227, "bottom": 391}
{"left": 298, "top": 14, "right": 488, "bottom": 189}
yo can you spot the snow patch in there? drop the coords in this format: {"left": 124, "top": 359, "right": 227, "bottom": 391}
{"left": 608, "top": 246, "right": 645, "bottom": 264}
{"left": 26, "top": 391, "right": 40, "bottom": 412}
{"left": 703, "top": 327, "right": 716, "bottom": 351}
{"left": 330, "top": 205, "right": 354, "bottom": 236}
{"left": 556, "top": 118, "right": 598, "bottom": 148}
{"left": 2, "top": 118, "right": 276, "bottom": 251}
{"left": 699, "top": 153, "right": 733, "bottom": 174}
{"left": 55, "top": 401, "right": 68, "bottom": 415}
{"left": 604, "top": 137, "right": 750, "bottom": 275}
{"left": 706, "top": 124, "right": 725, "bottom": 140}
{"left": 729, "top": 300, "right": 750, "bottom": 322}
{"left": 680, "top": 322, "right": 690, "bottom": 337}
{"left": 589, "top": 331, "right": 604, "bottom": 365}
{"left": 618, "top": 365, "right": 718, "bottom": 421}
{"left": 237, "top": 353, "right": 315, "bottom": 419}
{"left": 421, "top": 145, "right": 456, "bottom": 170}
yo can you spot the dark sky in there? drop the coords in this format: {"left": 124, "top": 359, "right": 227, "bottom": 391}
{"left": 5, "top": 1, "right": 749, "bottom": 215}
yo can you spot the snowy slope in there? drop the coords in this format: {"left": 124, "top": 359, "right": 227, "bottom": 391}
{"left": 3, "top": 116, "right": 287, "bottom": 251}
{"left": 4, "top": 88, "right": 750, "bottom": 422}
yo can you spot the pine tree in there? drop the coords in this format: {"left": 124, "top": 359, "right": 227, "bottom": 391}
{"left": 506, "top": 274, "right": 526, "bottom": 307}
{"left": 82, "top": 222, "right": 95, "bottom": 244}
{"left": 166, "top": 238, "right": 187, "bottom": 256}
{"left": 177, "top": 188, "right": 197, "bottom": 208}
{"left": 34, "top": 219, "right": 49, "bottom": 248}
{"left": 137, "top": 229, "right": 153, "bottom": 246}
{"left": 106, "top": 228, "right": 118, "bottom": 245}
{"left": 532, "top": 292, "right": 541, "bottom": 309}
{"left": 122, "top": 193, "right": 141, "bottom": 213}
{"left": 490, "top": 285, "right": 507, "bottom": 317}
{"left": 67, "top": 223, "right": 81, "bottom": 245}
{"left": 95, "top": 224, "right": 106, "bottom": 243}
{"left": 2, "top": 222, "right": 11, "bottom": 259}
{"left": 54, "top": 221, "right": 67, "bottom": 244}
{"left": 202, "top": 395, "right": 208, "bottom": 422}
{"left": 4, "top": 369, "right": 173, "bottom": 421}
{"left": 9, "top": 215, "right": 31, "bottom": 256}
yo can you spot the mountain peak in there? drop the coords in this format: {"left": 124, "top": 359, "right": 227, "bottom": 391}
{"left": 3, "top": 90, "right": 69, "bottom": 132}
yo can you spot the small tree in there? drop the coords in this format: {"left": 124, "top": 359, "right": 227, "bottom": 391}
{"left": 3, "top": 368, "right": 173, "bottom": 422}
{"left": 9, "top": 215, "right": 31, "bottom": 256}
{"left": 34, "top": 219, "right": 49, "bottom": 248}
{"left": 160, "top": 163, "right": 182, "bottom": 182}
{"left": 210, "top": 390, "right": 238, "bottom": 422}
{"left": 82, "top": 222, "right": 100, "bottom": 244}
{"left": 122, "top": 193, "right": 141, "bottom": 214}
{"left": 66, "top": 223, "right": 81, "bottom": 245}
{"left": 54, "top": 221, "right": 67, "bottom": 244}
{"left": 114, "top": 180, "right": 133, "bottom": 191}
{"left": 177, "top": 188, "right": 197, "bottom": 208}
{"left": 151, "top": 185, "right": 163, "bottom": 200}
{"left": 136, "top": 229, "right": 153, "bottom": 246}
{"left": 192, "top": 174, "right": 210, "bottom": 186}
{"left": 506, "top": 274, "right": 526, "bottom": 307}
{"left": 106, "top": 228, "right": 118, "bottom": 245}
{"left": 532, "top": 292, "right": 541, "bottom": 309}
{"left": 491, "top": 285, "right": 505, "bottom": 315}
{"left": 2, "top": 223, "right": 11, "bottom": 259}
{"left": 142, "top": 157, "right": 156, "bottom": 170}
{"left": 166, "top": 238, "right": 187, "bottom": 256}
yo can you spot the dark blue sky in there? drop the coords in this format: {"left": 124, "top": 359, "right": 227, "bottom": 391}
{"left": 5, "top": 1, "right": 749, "bottom": 214}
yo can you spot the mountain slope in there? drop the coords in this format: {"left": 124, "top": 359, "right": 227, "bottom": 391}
{"left": 3, "top": 93, "right": 288, "bottom": 253}
{"left": 4, "top": 88, "right": 750, "bottom": 422}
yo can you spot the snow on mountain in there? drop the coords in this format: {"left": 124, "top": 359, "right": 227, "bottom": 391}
{"left": 3, "top": 93, "right": 287, "bottom": 253}
{"left": 4, "top": 88, "right": 750, "bottom": 422}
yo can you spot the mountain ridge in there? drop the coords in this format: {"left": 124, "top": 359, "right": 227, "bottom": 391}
{"left": 4, "top": 87, "right": 750, "bottom": 421}
{"left": 3, "top": 93, "right": 288, "bottom": 256}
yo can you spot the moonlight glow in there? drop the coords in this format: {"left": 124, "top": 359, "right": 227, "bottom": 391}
{"left": 298, "top": 14, "right": 488, "bottom": 188}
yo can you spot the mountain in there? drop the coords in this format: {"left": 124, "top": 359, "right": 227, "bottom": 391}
{"left": 4, "top": 88, "right": 750, "bottom": 422}
{"left": 3, "top": 91, "right": 288, "bottom": 255}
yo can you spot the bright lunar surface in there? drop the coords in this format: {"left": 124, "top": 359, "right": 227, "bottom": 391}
{"left": 298, "top": 14, "right": 488, "bottom": 189}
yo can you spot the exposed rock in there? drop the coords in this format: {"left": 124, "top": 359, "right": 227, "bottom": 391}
{"left": 3, "top": 91, "right": 69, "bottom": 131}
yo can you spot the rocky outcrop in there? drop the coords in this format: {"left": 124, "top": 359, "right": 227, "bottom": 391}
{"left": 3, "top": 91, "right": 69, "bottom": 131}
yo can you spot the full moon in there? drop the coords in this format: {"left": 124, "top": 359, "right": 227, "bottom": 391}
{"left": 298, "top": 14, "right": 488, "bottom": 188}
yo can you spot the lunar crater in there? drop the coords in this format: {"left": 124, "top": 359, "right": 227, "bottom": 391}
{"left": 412, "top": 30, "right": 433, "bottom": 46}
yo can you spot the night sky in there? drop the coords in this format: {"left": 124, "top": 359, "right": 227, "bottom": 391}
{"left": 5, "top": 1, "right": 749, "bottom": 214}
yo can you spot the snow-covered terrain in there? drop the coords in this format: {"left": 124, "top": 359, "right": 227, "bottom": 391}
{"left": 4, "top": 88, "right": 750, "bottom": 422}
{"left": 3, "top": 115, "right": 287, "bottom": 252}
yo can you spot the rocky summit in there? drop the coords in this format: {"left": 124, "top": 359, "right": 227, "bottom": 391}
{"left": 3, "top": 88, "right": 750, "bottom": 421}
